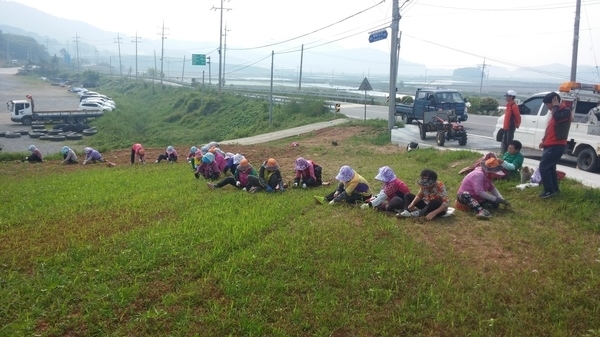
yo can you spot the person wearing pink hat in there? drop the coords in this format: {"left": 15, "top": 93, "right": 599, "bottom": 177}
{"left": 455, "top": 158, "right": 511, "bottom": 220}
{"left": 360, "top": 166, "right": 410, "bottom": 212}
{"left": 293, "top": 157, "right": 322, "bottom": 188}
{"left": 315, "top": 165, "right": 371, "bottom": 205}
{"left": 155, "top": 146, "right": 178, "bottom": 163}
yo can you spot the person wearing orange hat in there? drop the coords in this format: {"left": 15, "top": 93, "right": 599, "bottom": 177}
{"left": 247, "top": 158, "right": 285, "bottom": 192}
{"left": 207, "top": 157, "right": 257, "bottom": 191}
{"left": 455, "top": 158, "right": 510, "bottom": 220}
{"left": 131, "top": 143, "right": 146, "bottom": 165}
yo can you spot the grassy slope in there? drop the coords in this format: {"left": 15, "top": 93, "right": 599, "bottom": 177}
{"left": 1, "top": 123, "right": 600, "bottom": 336}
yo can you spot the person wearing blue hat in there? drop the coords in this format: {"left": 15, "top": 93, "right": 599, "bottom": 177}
{"left": 194, "top": 152, "right": 220, "bottom": 180}
{"left": 23, "top": 144, "right": 43, "bottom": 163}
{"left": 61, "top": 146, "right": 78, "bottom": 164}
{"left": 155, "top": 146, "right": 178, "bottom": 163}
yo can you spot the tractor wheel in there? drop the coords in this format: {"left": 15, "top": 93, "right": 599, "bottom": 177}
{"left": 459, "top": 135, "right": 467, "bottom": 146}
{"left": 419, "top": 123, "right": 427, "bottom": 140}
{"left": 436, "top": 131, "right": 445, "bottom": 146}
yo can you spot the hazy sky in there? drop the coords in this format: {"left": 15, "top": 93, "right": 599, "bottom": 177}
{"left": 6, "top": 0, "right": 600, "bottom": 72}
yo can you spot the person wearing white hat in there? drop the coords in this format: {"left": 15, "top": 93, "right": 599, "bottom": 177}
{"left": 155, "top": 146, "right": 178, "bottom": 163}
{"left": 23, "top": 144, "right": 43, "bottom": 163}
{"left": 501, "top": 89, "right": 521, "bottom": 154}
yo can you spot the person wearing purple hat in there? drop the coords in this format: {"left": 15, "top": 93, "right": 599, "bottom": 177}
{"left": 194, "top": 152, "right": 220, "bottom": 180}
{"left": 155, "top": 146, "right": 178, "bottom": 163}
{"left": 456, "top": 158, "right": 510, "bottom": 220}
{"left": 293, "top": 157, "right": 322, "bottom": 188}
{"left": 315, "top": 165, "right": 371, "bottom": 205}
{"left": 360, "top": 166, "right": 410, "bottom": 212}
{"left": 82, "top": 147, "right": 105, "bottom": 165}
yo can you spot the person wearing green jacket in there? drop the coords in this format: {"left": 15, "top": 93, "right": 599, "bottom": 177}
{"left": 498, "top": 140, "right": 524, "bottom": 180}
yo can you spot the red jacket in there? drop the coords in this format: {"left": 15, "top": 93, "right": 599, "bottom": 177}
{"left": 542, "top": 103, "right": 572, "bottom": 147}
{"left": 503, "top": 102, "right": 521, "bottom": 130}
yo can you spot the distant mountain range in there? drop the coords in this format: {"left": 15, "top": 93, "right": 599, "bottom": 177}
{"left": 1, "top": 0, "right": 599, "bottom": 83}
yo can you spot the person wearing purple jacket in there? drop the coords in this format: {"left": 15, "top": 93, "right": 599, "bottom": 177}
{"left": 83, "top": 147, "right": 106, "bottom": 165}
{"left": 155, "top": 146, "right": 178, "bottom": 163}
{"left": 195, "top": 152, "right": 220, "bottom": 180}
{"left": 209, "top": 146, "right": 227, "bottom": 172}
{"left": 23, "top": 145, "right": 43, "bottom": 163}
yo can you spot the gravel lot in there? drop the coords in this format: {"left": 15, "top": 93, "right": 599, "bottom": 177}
{"left": 0, "top": 68, "right": 89, "bottom": 154}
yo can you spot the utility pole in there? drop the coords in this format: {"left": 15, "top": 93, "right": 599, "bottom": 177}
{"left": 207, "top": 56, "right": 212, "bottom": 84}
{"left": 223, "top": 24, "right": 230, "bottom": 86}
{"left": 570, "top": 0, "right": 581, "bottom": 82}
{"left": 115, "top": 33, "right": 123, "bottom": 76}
{"left": 387, "top": 0, "right": 400, "bottom": 131}
{"left": 211, "top": 0, "right": 232, "bottom": 92}
{"left": 157, "top": 21, "right": 168, "bottom": 86}
{"left": 181, "top": 55, "right": 186, "bottom": 82}
{"left": 478, "top": 58, "right": 490, "bottom": 94}
{"left": 73, "top": 33, "right": 81, "bottom": 73}
{"left": 269, "top": 50, "right": 274, "bottom": 126}
{"left": 131, "top": 32, "right": 142, "bottom": 80}
{"left": 298, "top": 44, "right": 304, "bottom": 90}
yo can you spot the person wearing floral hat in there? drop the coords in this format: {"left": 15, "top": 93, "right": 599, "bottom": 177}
{"left": 456, "top": 158, "right": 510, "bottom": 220}
{"left": 195, "top": 152, "right": 220, "bottom": 180}
{"left": 208, "top": 146, "right": 227, "bottom": 172}
{"left": 361, "top": 166, "right": 410, "bottom": 212}
{"left": 207, "top": 158, "right": 257, "bottom": 191}
{"left": 155, "top": 146, "right": 178, "bottom": 163}
{"left": 397, "top": 169, "right": 449, "bottom": 220}
{"left": 247, "top": 158, "right": 285, "bottom": 192}
{"left": 224, "top": 153, "right": 244, "bottom": 175}
{"left": 61, "top": 146, "right": 78, "bottom": 165}
{"left": 83, "top": 147, "right": 106, "bottom": 165}
{"left": 293, "top": 157, "right": 322, "bottom": 188}
{"left": 316, "top": 165, "right": 371, "bottom": 205}
{"left": 130, "top": 143, "right": 145, "bottom": 165}
{"left": 23, "top": 144, "right": 43, "bottom": 163}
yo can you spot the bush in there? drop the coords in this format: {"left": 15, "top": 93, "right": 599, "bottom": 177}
{"left": 480, "top": 97, "right": 499, "bottom": 115}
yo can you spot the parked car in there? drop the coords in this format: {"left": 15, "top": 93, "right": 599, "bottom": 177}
{"left": 78, "top": 101, "right": 112, "bottom": 112}
{"left": 82, "top": 98, "right": 115, "bottom": 109}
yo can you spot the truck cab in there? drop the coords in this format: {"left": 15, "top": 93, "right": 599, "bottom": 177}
{"left": 7, "top": 100, "right": 33, "bottom": 125}
{"left": 396, "top": 89, "right": 468, "bottom": 124}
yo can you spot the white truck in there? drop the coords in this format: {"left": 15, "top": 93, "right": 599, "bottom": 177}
{"left": 493, "top": 82, "right": 600, "bottom": 172}
{"left": 7, "top": 99, "right": 104, "bottom": 126}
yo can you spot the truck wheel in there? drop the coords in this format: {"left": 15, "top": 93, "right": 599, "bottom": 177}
{"left": 31, "top": 124, "right": 45, "bottom": 130}
{"left": 53, "top": 124, "right": 68, "bottom": 130}
{"left": 5, "top": 132, "right": 21, "bottom": 138}
{"left": 66, "top": 116, "right": 75, "bottom": 124}
{"left": 0, "top": 131, "right": 6, "bottom": 137}
{"left": 66, "top": 133, "right": 83, "bottom": 140}
{"left": 82, "top": 128, "right": 98, "bottom": 136}
{"left": 436, "top": 131, "right": 445, "bottom": 146}
{"left": 399, "top": 113, "right": 408, "bottom": 124}
{"left": 14, "top": 129, "right": 29, "bottom": 135}
{"left": 577, "top": 147, "right": 599, "bottom": 172}
{"left": 29, "top": 132, "right": 43, "bottom": 139}
{"left": 419, "top": 123, "right": 427, "bottom": 140}
{"left": 47, "top": 129, "right": 63, "bottom": 135}
{"left": 21, "top": 117, "right": 33, "bottom": 126}
{"left": 458, "top": 135, "right": 467, "bottom": 146}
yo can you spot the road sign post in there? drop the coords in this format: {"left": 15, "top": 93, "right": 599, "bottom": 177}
{"left": 358, "top": 78, "right": 373, "bottom": 121}
{"left": 192, "top": 54, "right": 206, "bottom": 66}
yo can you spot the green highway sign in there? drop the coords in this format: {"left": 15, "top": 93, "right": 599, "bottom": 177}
{"left": 192, "top": 54, "right": 206, "bottom": 66}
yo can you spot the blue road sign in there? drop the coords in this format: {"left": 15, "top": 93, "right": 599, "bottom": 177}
{"left": 368, "top": 30, "right": 388, "bottom": 43}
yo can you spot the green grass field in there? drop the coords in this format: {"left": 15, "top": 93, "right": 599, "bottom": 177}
{"left": 2, "top": 122, "right": 600, "bottom": 336}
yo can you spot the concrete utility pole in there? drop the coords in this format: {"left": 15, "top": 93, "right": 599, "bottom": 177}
{"left": 387, "top": 0, "right": 400, "bottom": 131}
{"left": 298, "top": 44, "right": 304, "bottom": 90}
{"left": 207, "top": 56, "right": 212, "bottom": 84}
{"left": 270, "top": 50, "right": 274, "bottom": 126}
{"left": 131, "top": 32, "right": 142, "bottom": 80}
{"left": 181, "top": 55, "right": 186, "bottom": 82}
{"left": 478, "top": 58, "right": 490, "bottom": 94}
{"left": 73, "top": 33, "right": 80, "bottom": 73}
{"left": 211, "top": 0, "right": 232, "bottom": 92}
{"left": 570, "top": 0, "right": 581, "bottom": 82}
{"left": 158, "top": 21, "right": 168, "bottom": 86}
{"left": 223, "top": 24, "right": 230, "bottom": 86}
{"left": 115, "top": 33, "right": 123, "bottom": 76}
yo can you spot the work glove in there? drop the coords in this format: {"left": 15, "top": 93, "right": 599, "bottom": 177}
{"left": 194, "top": 173, "right": 200, "bottom": 179}
{"left": 293, "top": 182, "right": 298, "bottom": 187}
{"left": 302, "top": 183, "right": 307, "bottom": 189}
{"left": 236, "top": 181, "right": 241, "bottom": 187}
{"left": 360, "top": 203, "right": 370, "bottom": 210}
{"left": 329, "top": 200, "right": 336, "bottom": 205}
{"left": 265, "top": 186, "right": 273, "bottom": 192}
{"left": 495, "top": 197, "right": 510, "bottom": 206}
{"left": 280, "top": 187, "right": 285, "bottom": 192}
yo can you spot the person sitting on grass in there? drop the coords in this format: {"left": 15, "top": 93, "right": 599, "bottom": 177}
{"left": 455, "top": 158, "right": 511, "bottom": 220}
{"left": 397, "top": 169, "right": 449, "bottom": 220}
{"left": 207, "top": 158, "right": 257, "bottom": 191}
{"left": 61, "top": 146, "right": 78, "bottom": 165}
{"left": 195, "top": 152, "right": 220, "bottom": 181}
{"left": 155, "top": 146, "right": 178, "bottom": 163}
{"left": 293, "top": 157, "right": 322, "bottom": 188}
{"left": 498, "top": 140, "right": 524, "bottom": 180}
{"left": 247, "top": 158, "right": 286, "bottom": 193}
{"left": 361, "top": 166, "right": 410, "bottom": 213}
{"left": 23, "top": 144, "right": 43, "bottom": 163}
{"left": 131, "top": 143, "right": 145, "bottom": 165}
{"left": 83, "top": 147, "right": 106, "bottom": 165}
{"left": 315, "top": 165, "right": 371, "bottom": 205}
